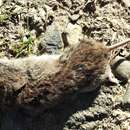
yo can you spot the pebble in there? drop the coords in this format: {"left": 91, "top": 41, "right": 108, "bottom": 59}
{"left": 15, "top": 0, "right": 27, "bottom": 6}
{"left": 69, "top": 14, "right": 81, "bottom": 23}
{"left": 80, "top": 122, "right": 95, "bottom": 130}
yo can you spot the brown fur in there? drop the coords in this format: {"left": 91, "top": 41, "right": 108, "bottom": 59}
{"left": 1, "top": 38, "right": 130, "bottom": 109}
{"left": 15, "top": 40, "right": 110, "bottom": 109}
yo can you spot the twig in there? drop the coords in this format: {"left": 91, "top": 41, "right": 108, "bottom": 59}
{"left": 108, "top": 39, "right": 130, "bottom": 51}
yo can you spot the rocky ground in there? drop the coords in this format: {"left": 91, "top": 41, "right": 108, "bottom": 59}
{"left": 0, "top": 0, "right": 130, "bottom": 130}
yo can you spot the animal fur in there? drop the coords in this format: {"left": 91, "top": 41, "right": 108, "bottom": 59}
{"left": 0, "top": 39, "right": 110, "bottom": 110}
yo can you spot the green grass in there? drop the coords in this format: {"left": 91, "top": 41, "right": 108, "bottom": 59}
{"left": 15, "top": 33, "right": 35, "bottom": 57}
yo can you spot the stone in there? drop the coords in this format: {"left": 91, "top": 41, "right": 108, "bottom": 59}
{"left": 112, "top": 56, "right": 130, "bottom": 82}
{"left": 38, "top": 22, "right": 63, "bottom": 54}
{"left": 123, "top": 81, "right": 130, "bottom": 104}
{"left": 65, "top": 23, "right": 83, "bottom": 46}
{"left": 0, "top": 0, "right": 3, "bottom": 6}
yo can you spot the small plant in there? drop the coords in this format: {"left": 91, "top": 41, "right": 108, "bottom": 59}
{"left": 15, "top": 32, "right": 35, "bottom": 57}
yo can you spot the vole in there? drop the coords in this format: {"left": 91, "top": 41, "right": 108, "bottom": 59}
{"left": 0, "top": 39, "right": 130, "bottom": 110}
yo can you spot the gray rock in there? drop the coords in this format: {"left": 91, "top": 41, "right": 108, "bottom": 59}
{"left": 38, "top": 23, "right": 63, "bottom": 54}
{"left": 112, "top": 56, "right": 130, "bottom": 104}
{"left": 112, "top": 56, "right": 130, "bottom": 82}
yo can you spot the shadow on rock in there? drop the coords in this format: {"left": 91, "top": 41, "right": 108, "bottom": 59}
{"left": 0, "top": 90, "right": 99, "bottom": 130}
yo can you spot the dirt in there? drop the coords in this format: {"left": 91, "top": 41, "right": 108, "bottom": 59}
{"left": 0, "top": 0, "right": 130, "bottom": 130}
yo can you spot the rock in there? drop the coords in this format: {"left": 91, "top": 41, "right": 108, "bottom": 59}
{"left": 112, "top": 56, "right": 130, "bottom": 82}
{"left": 122, "top": 0, "right": 130, "bottom": 7}
{"left": 0, "top": 0, "right": 3, "bottom": 6}
{"left": 69, "top": 14, "right": 81, "bottom": 23}
{"left": 38, "top": 8, "right": 46, "bottom": 21}
{"left": 13, "top": 5, "right": 23, "bottom": 14}
{"left": 123, "top": 81, "right": 130, "bottom": 104}
{"left": 102, "top": 64, "right": 119, "bottom": 84}
{"left": 15, "top": 0, "right": 27, "bottom": 6}
{"left": 25, "top": 7, "right": 46, "bottom": 35}
{"left": 113, "top": 125, "right": 121, "bottom": 130}
{"left": 62, "top": 0, "right": 72, "bottom": 7}
{"left": 65, "top": 23, "right": 83, "bottom": 46}
{"left": 80, "top": 122, "right": 95, "bottom": 130}
{"left": 83, "top": 1, "right": 96, "bottom": 14}
{"left": 38, "top": 22, "right": 63, "bottom": 54}
{"left": 112, "top": 56, "right": 130, "bottom": 104}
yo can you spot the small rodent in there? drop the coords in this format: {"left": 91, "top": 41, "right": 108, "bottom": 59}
{"left": 0, "top": 39, "right": 130, "bottom": 110}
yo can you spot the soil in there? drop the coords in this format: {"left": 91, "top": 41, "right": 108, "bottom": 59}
{"left": 0, "top": 0, "right": 130, "bottom": 130}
